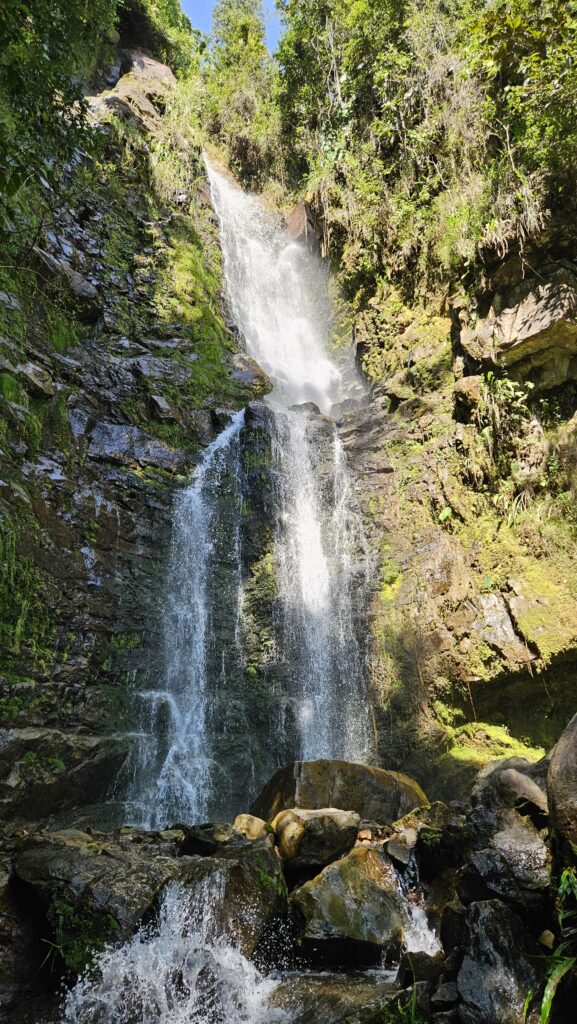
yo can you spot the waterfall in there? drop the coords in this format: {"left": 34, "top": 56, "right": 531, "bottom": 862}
{"left": 126, "top": 412, "right": 246, "bottom": 829}
{"left": 206, "top": 161, "right": 372, "bottom": 771}
{"left": 127, "top": 160, "right": 372, "bottom": 827}
{"left": 62, "top": 880, "right": 284, "bottom": 1024}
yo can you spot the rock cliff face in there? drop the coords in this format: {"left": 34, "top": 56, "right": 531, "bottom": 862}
{"left": 342, "top": 252, "right": 577, "bottom": 799}
{"left": 0, "top": 49, "right": 268, "bottom": 826}
{"left": 1, "top": 37, "right": 576, "bottom": 828}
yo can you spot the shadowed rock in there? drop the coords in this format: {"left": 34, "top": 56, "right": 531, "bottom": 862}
{"left": 548, "top": 711, "right": 577, "bottom": 848}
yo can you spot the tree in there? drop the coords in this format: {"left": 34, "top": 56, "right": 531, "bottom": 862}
{"left": 203, "top": 0, "right": 281, "bottom": 183}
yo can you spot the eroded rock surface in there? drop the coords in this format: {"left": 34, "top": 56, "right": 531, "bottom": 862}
{"left": 272, "top": 807, "right": 360, "bottom": 869}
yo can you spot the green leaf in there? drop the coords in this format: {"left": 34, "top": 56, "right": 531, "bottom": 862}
{"left": 438, "top": 506, "right": 453, "bottom": 523}
{"left": 540, "top": 957, "right": 576, "bottom": 1024}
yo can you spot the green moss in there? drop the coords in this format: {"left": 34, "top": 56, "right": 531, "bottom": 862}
{"left": 0, "top": 372, "right": 24, "bottom": 403}
{"left": 47, "top": 307, "right": 79, "bottom": 354}
{"left": 447, "top": 722, "right": 545, "bottom": 765}
{"left": 111, "top": 632, "right": 142, "bottom": 651}
{"left": 0, "top": 508, "right": 59, "bottom": 678}
{"left": 45, "top": 898, "right": 120, "bottom": 974}
{"left": 513, "top": 566, "right": 577, "bottom": 664}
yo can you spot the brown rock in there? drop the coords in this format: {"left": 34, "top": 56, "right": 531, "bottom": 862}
{"left": 272, "top": 807, "right": 360, "bottom": 868}
{"left": 251, "top": 760, "right": 428, "bottom": 824}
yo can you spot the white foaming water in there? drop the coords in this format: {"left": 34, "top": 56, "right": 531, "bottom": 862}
{"left": 63, "top": 880, "right": 285, "bottom": 1024}
{"left": 271, "top": 411, "right": 370, "bottom": 761}
{"left": 205, "top": 165, "right": 351, "bottom": 414}
{"left": 127, "top": 411, "right": 245, "bottom": 828}
{"left": 207, "top": 160, "right": 372, "bottom": 767}
{"left": 404, "top": 903, "right": 442, "bottom": 957}
{"left": 397, "top": 857, "right": 442, "bottom": 957}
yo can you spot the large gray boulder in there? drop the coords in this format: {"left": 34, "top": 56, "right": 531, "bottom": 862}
{"left": 12, "top": 829, "right": 181, "bottom": 971}
{"left": 289, "top": 846, "right": 404, "bottom": 964}
{"left": 251, "top": 760, "right": 427, "bottom": 823}
{"left": 0, "top": 729, "right": 129, "bottom": 821}
{"left": 548, "top": 712, "right": 577, "bottom": 848}
{"left": 457, "top": 900, "right": 541, "bottom": 1024}
{"left": 457, "top": 813, "right": 551, "bottom": 913}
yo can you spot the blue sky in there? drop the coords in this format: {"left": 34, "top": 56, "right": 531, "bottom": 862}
{"left": 181, "top": 1, "right": 282, "bottom": 51}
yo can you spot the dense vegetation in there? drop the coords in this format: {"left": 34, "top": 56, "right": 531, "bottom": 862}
{"left": 7, "top": 0, "right": 575, "bottom": 309}
{"left": 196, "top": 0, "right": 577, "bottom": 309}
{"left": 0, "top": 0, "right": 197, "bottom": 241}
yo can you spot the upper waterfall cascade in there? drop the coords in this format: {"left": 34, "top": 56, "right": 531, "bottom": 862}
{"left": 127, "top": 159, "right": 373, "bottom": 828}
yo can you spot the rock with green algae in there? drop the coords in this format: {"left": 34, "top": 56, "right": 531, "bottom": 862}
{"left": 12, "top": 828, "right": 181, "bottom": 953}
{"left": 269, "top": 969, "right": 398, "bottom": 1024}
{"left": 251, "top": 759, "right": 428, "bottom": 824}
{"left": 289, "top": 846, "right": 404, "bottom": 965}
{"left": 0, "top": 729, "right": 129, "bottom": 821}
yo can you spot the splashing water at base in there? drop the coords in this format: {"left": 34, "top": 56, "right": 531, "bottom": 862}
{"left": 63, "top": 881, "right": 285, "bottom": 1024}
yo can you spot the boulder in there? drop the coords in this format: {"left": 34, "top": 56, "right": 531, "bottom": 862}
{"left": 548, "top": 711, "right": 577, "bottom": 848}
{"left": 272, "top": 808, "right": 359, "bottom": 869}
{"left": 431, "top": 980, "right": 459, "bottom": 1010}
{"left": 457, "top": 900, "right": 541, "bottom": 1024}
{"left": 457, "top": 814, "right": 551, "bottom": 914}
{"left": 15, "top": 362, "right": 55, "bottom": 398}
{"left": 177, "top": 818, "right": 270, "bottom": 855}
{"left": 289, "top": 846, "right": 404, "bottom": 964}
{"left": 251, "top": 760, "right": 427, "bottom": 824}
{"left": 150, "top": 394, "right": 177, "bottom": 421}
{"left": 270, "top": 969, "right": 397, "bottom": 1024}
{"left": 12, "top": 829, "right": 181, "bottom": 968}
{"left": 393, "top": 802, "right": 453, "bottom": 833}
{"left": 177, "top": 836, "right": 287, "bottom": 958}
{"left": 87, "top": 420, "right": 186, "bottom": 471}
{"left": 34, "top": 246, "right": 102, "bottom": 319}
{"left": 179, "top": 823, "right": 240, "bottom": 856}
{"left": 453, "top": 376, "right": 482, "bottom": 415}
{"left": 232, "top": 813, "right": 270, "bottom": 841}
{"left": 385, "top": 828, "right": 418, "bottom": 866}
{"left": 397, "top": 950, "right": 444, "bottom": 987}
{"left": 227, "top": 352, "right": 271, "bottom": 394}
{"left": 0, "top": 855, "right": 45, "bottom": 1011}
{"left": 460, "top": 264, "right": 577, "bottom": 390}
{"left": 286, "top": 201, "right": 320, "bottom": 254}
{"left": 496, "top": 767, "right": 548, "bottom": 816}
{"left": 0, "top": 729, "right": 129, "bottom": 821}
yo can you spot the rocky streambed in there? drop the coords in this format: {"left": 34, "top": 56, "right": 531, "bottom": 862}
{"left": 2, "top": 731, "right": 576, "bottom": 1024}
